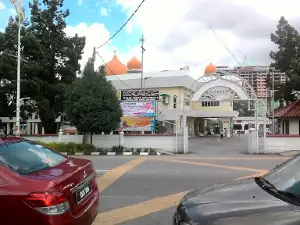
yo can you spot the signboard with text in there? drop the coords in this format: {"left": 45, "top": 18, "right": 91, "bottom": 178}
{"left": 120, "top": 90, "right": 159, "bottom": 101}
{"left": 119, "top": 101, "right": 156, "bottom": 131}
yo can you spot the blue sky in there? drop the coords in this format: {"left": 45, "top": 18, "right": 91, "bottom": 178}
{"left": 0, "top": 0, "right": 141, "bottom": 53}
{"left": 1, "top": 0, "right": 298, "bottom": 76}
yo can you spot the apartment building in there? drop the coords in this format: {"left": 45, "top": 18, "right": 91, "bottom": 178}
{"left": 217, "top": 66, "right": 286, "bottom": 98}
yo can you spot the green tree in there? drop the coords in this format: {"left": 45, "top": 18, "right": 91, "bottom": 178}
{"left": 0, "top": 1, "right": 85, "bottom": 133}
{"left": 25, "top": 0, "right": 86, "bottom": 133}
{"left": 269, "top": 16, "right": 300, "bottom": 104}
{"left": 65, "top": 59, "right": 123, "bottom": 144}
{"left": 233, "top": 100, "right": 254, "bottom": 117}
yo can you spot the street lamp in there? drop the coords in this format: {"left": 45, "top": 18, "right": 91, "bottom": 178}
{"left": 10, "top": 0, "right": 24, "bottom": 137}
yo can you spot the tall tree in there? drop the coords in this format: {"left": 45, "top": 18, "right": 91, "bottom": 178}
{"left": 23, "top": 0, "right": 86, "bottom": 133}
{"left": 65, "top": 58, "right": 123, "bottom": 144}
{"left": 0, "top": 0, "right": 85, "bottom": 133}
{"left": 269, "top": 16, "right": 300, "bottom": 103}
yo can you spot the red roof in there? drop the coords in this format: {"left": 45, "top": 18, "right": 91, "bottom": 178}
{"left": 272, "top": 100, "right": 300, "bottom": 118}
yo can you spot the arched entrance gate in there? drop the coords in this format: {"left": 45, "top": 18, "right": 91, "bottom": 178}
{"left": 179, "top": 72, "right": 266, "bottom": 154}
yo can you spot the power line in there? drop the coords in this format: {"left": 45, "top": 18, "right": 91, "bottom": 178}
{"left": 96, "top": 0, "right": 146, "bottom": 49}
{"left": 96, "top": 51, "right": 131, "bottom": 89}
{"left": 208, "top": 25, "right": 242, "bottom": 67}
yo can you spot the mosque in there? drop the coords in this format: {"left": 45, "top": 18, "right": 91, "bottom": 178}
{"left": 103, "top": 53, "right": 258, "bottom": 137}
{"left": 0, "top": 53, "right": 264, "bottom": 136}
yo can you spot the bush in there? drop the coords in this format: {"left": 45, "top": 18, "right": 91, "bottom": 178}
{"left": 35, "top": 141, "right": 96, "bottom": 155}
{"left": 112, "top": 145, "right": 124, "bottom": 154}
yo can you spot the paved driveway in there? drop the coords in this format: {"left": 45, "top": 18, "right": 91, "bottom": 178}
{"left": 188, "top": 135, "right": 250, "bottom": 156}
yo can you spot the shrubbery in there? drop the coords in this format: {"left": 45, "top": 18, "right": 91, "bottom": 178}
{"left": 35, "top": 141, "right": 158, "bottom": 155}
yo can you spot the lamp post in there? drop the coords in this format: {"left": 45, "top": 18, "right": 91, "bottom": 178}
{"left": 10, "top": 0, "right": 24, "bottom": 137}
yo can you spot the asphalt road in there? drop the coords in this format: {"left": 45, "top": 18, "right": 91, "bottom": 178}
{"left": 79, "top": 152, "right": 289, "bottom": 225}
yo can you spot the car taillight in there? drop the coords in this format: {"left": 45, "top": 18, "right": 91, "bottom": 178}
{"left": 25, "top": 192, "right": 70, "bottom": 215}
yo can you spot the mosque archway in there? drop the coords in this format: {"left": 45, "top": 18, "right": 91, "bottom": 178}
{"left": 192, "top": 75, "right": 257, "bottom": 102}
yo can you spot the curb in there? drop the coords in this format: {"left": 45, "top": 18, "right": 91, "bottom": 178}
{"left": 62, "top": 152, "right": 162, "bottom": 156}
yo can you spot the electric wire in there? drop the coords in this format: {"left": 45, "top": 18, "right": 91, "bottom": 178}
{"left": 96, "top": 0, "right": 146, "bottom": 49}
{"left": 96, "top": 51, "right": 131, "bottom": 89}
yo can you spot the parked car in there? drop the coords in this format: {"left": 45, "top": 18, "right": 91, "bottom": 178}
{"left": 0, "top": 135, "right": 99, "bottom": 225}
{"left": 173, "top": 155, "right": 300, "bottom": 225}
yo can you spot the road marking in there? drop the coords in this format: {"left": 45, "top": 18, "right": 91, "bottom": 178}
{"left": 93, "top": 191, "right": 189, "bottom": 225}
{"left": 97, "top": 158, "right": 145, "bottom": 193}
{"left": 95, "top": 170, "right": 110, "bottom": 172}
{"left": 149, "top": 156, "right": 289, "bottom": 160}
{"left": 235, "top": 171, "right": 269, "bottom": 180}
{"left": 94, "top": 170, "right": 268, "bottom": 224}
{"left": 153, "top": 158, "right": 266, "bottom": 173}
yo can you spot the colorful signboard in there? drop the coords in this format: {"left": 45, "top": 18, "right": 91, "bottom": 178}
{"left": 120, "top": 90, "right": 159, "bottom": 101}
{"left": 120, "top": 101, "right": 156, "bottom": 131}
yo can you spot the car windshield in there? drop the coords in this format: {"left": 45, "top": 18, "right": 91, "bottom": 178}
{"left": 0, "top": 140, "right": 66, "bottom": 175}
{"left": 263, "top": 155, "right": 300, "bottom": 197}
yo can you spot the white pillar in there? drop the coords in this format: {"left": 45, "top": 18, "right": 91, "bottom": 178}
{"left": 182, "top": 115, "right": 188, "bottom": 154}
{"left": 58, "top": 128, "right": 63, "bottom": 141}
{"left": 7, "top": 123, "right": 10, "bottom": 134}
{"left": 184, "top": 126, "right": 188, "bottom": 154}
{"left": 27, "top": 122, "right": 31, "bottom": 134}
{"left": 119, "top": 131, "right": 124, "bottom": 146}
{"left": 35, "top": 123, "right": 38, "bottom": 134}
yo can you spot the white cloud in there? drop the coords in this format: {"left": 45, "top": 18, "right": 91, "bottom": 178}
{"left": 100, "top": 7, "right": 108, "bottom": 16}
{"left": 113, "top": 0, "right": 300, "bottom": 78}
{"left": 0, "top": 1, "right": 5, "bottom": 11}
{"left": 77, "top": 0, "right": 83, "bottom": 6}
{"left": 126, "top": 21, "right": 133, "bottom": 33}
{"left": 65, "top": 0, "right": 300, "bottom": 80}
{"left": 65, "top": 22, "right": 118, "bottom": 72}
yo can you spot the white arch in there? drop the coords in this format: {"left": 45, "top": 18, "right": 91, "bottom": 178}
{"left": 192, "top": 78, "right": 250, "bottom": 101}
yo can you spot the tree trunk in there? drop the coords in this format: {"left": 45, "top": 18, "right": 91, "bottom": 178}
{"left": 90, "top": 130, "right": 93, "bottom": 145}
{"left": 82, "top": 132, "right": 89, "bottom": 144}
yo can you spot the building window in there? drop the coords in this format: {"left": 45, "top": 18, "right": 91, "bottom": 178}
{"left": 201, "top": 101, "right": 220, "bottom": 107}
{"left": 173, "top": 95, "right": 177, "bottom": 108}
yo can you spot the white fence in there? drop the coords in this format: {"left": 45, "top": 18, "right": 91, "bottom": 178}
{"left": 24, "top": 132, "right": 183, "bottom": 153}
{"left": 264, "top": 135, "right": 300, "bottom": 153}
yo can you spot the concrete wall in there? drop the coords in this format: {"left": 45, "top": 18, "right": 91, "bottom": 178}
{"left": 289, "top": 119, "right": 300, "bottom": 135}
{"left": 24, "top": 133, "right": 182, "bottom": 153}
{"left": 264, "top": 135, "right": 300, "bottom": 153}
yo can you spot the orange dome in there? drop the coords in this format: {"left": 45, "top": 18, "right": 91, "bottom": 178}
{"left": 105, "top": 55, "right": 128, "bottom": 76}
{"left": 127, "top": 56, "right": 142, "bottom": 70}
{"left": 204, "top": 63, "right": 217, "bottom": 76}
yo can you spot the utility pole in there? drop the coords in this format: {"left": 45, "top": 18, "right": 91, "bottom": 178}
{"left": 10, "top": 0, "right": 24, "bottom": 137}
{"left": 272, "top": 70, "right": 275, "bottom": 133}
{"left": 140, "top": 34, "right": 145, "bottom": 89}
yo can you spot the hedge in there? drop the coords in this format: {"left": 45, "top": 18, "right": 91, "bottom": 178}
{"left": 35, "top": 141, "right": 157, "bottom": 155}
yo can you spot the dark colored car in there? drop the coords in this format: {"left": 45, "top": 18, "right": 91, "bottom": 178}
{"left": 174, "top": 155, "right": 300, "bottom": 225}
{"left": 0, "top": 135, "right": 99, "bottom": 225}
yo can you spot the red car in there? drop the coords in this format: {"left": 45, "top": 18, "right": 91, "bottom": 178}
{"left": 0, "top": 135, "right": 99, "bottom": 225}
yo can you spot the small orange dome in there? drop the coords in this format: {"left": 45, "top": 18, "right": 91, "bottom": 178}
{"left": 105, "top": 55, "right": 128, "bottom": 76}
{"left": 127, "top": 56, "right": 142, "bottom": 70}
{"left": 204, "top": 63, "right": 217, "bottom": 76}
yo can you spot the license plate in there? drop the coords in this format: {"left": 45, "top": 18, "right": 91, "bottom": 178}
{"left": 75, "top": 183, "right": 92, "bottom": 203}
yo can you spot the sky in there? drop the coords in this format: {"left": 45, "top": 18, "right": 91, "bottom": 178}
{"left": 1, "top": 0, "right": 300, "bottom": 78}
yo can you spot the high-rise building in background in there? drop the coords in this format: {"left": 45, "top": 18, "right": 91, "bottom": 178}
{"left": 217, "top": 66, "right": 286, "bottom": 98}
{"left": 217, "top": 66, "right": 287, "bottom": 114}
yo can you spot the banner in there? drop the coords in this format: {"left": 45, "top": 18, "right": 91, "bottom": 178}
{"left": 120, "top": 101, "right": 156, "bottom": 131}
{"left": 120, "top": 90, "right": 159, "bottom": 101}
